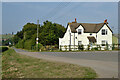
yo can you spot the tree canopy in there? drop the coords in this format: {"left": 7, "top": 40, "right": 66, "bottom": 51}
{"left": 13, "top": 20, "right": 66, "bottom": 50}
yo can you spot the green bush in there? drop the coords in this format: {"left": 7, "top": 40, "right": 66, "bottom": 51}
{"left": 91, "top": 47, "right": 98, "bottom": 51}
{"left": 112, "top": 43, "right": 115, "bottom": 50}
{"left": 87, "top": 45, "right": 90, "bottom": 50}
{"left": 24, "top": 40, "right": 32, "bottom": 50}
{"left": 78, "top": 45, "right": 84, "bottom": 51}
{"left": 64, "top": 45, "right": 67, "bottom": 51}
{"left": 0, "top": 46, "right": 8, "bottom": 52}
{"left": 15, "top": 40, "right": 24, "bottom": 48}
{"left": 34, "top": 43, "right": 45, "bottom": 51}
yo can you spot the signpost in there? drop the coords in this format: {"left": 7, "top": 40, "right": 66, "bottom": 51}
{"left": 36, "top": 20, "right": 39, "bottom": 51}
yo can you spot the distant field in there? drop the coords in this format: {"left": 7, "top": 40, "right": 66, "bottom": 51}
{"left": 0, "top": 34, "right": 14, "bottom": 39}
{"left": 2, "top": 48, "right": 97, "bottom": 78}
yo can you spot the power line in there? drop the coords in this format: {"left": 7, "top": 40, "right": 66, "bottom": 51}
{"left": 41, "top": 1, "right": 73, "bottom": 23}
{"left": 52, "top": 3, "right": 80, "bottom": 21}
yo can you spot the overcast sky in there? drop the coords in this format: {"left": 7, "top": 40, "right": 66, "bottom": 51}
{"left": 2, "top": 2, "right": 118, "bottom": 34}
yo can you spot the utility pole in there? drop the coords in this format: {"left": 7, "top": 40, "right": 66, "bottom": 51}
{"left": 36, "top": 19, "right": 39, "bottom": 51}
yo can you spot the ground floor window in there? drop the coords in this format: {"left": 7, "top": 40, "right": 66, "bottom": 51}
{"left": 102, "top": 40, "right": 108, "bottom": 46}
{"left": 78, "top": 41, "right": 82, "bottom": 45}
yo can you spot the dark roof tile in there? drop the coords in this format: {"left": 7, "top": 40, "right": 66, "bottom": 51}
{"left": 69, "top": 23, "right": 111, "bottom": 33}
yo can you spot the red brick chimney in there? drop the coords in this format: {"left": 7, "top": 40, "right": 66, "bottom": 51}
{"left": 104, "top": 19, "right": 107, "bottom": 23}
{"left": 75, "top": 18, "right": 77, "bottom": 22}
{"left": 104, "top": 19, "right": 108, "bottom": 24}
{"left": 72, "top": 18, "right": 77, "bottom": 23}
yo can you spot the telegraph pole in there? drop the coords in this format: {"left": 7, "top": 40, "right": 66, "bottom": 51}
{"left": 36, "top": 20, "right": 39, "bottom": 51}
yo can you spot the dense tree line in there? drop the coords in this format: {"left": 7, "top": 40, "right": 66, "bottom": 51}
{"left": 13, "top": 20, "right": 66, "bottom": 50}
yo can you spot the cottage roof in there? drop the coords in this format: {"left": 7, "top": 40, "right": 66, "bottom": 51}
{"left": 68, "top": 22, "right": 112, "bottom": 33}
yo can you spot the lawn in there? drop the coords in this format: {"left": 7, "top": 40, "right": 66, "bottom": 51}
{"left": 2, "top": 48, "right": 97, "bottom": 78}
{"left": 0, "top": 55, "right": 1, "bottom": 80}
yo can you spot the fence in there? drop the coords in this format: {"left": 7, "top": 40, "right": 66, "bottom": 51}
{"left": 31, "top": 45, "right": 59, "bottom": 51}
{"left": 59, "top": 44, "right": 120, "bottom": 51}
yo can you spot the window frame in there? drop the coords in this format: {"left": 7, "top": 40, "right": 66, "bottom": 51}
{"left": 78, "top": 29, "right": 82, "bottom": 34}
{"left": 78, "top": 41, "right": 82, "bottom": 45}
{"left": 101, "top": 29, "right": 107, "bottom": 35}
{"left": 101, "top": 40, "right": 108, "bottom": 46}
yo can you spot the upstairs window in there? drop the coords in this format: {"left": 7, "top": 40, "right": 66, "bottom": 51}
{"left": 78, "top": 29, "right": 82, "bottom": 34}
{"left": 102, "top": 29, "right": 107, "bottom": 35}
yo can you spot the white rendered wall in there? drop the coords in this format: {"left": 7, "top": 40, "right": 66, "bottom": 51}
{"left": 59, "top": 25, "right": 71, "bottom": 50}
{"left": 59, "top": 24, "right": 112, "bottom": 50}
{"left": 97, "top": 24, "right": 112, "bottom": 50}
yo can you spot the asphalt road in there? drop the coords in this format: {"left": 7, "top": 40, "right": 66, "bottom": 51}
{"left": 14, "top": 48, "right": 119, "bottom": 78}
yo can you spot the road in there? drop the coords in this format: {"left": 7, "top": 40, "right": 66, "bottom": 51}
{"left": 14, "top": 48, "right": 118, "bottom": 78}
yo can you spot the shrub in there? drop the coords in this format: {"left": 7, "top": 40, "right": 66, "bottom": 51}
{"left": 64, "top": 45, "right": 67, "bottom": 51}
{"left": 15, "top": 40, "right": 24, "bottom": 49}
{"left": 91, "top": 47, "right": 98, "bottom": 51}
{"left": 0, "top": 46, "right": 8, "bottom": 52}
{"left": 87, "top": 45, "right": 90, "bottom": 50}
{"left": 35, "top": 43, "right": 45, "bottom": 51}
{"left": 78, "top": 45, "right": 84, "bottom": 51}
{"left": 112, "top": 43, "right": 115, "bottom": 50}
{"left": 24, "top": 40, "right": 32, "bottom": 50}
{"left": 59, "top": 45, "right": 62, "bottom": 51}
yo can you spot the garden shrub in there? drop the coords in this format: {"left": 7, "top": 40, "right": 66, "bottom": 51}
{"left": 112, "top": 43, "right": 115, "bottom": 50}
{"left": 87, "top": 45, "right": 90, "bottom": 50}
{"left": 78, "top": 45, "right": 84, "bottom": 51}
{"left": 64, "top": 45, "right": 67, "bottom": 51}
{"left": 59, "top": 45, "right": 62, "bottom": 51}
{"left": 91, "top": 47, "right": 98, "bottom": 51}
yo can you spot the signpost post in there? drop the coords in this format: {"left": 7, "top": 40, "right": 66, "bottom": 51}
{"left": 36, "top": 20, "right": 39, "bottom": 51}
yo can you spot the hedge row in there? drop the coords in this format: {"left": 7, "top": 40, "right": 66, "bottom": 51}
{"left": 0, "top": 46, "right": 8, "bottom": 52}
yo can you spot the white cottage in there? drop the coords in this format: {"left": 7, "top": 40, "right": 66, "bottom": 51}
{"left": 59, "top": 19, "right": 113, "bottom": 51}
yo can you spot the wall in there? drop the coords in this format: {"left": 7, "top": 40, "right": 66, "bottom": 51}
{"left": 97, "top": 24, "right": 112, "bottom": 50}
{"left": 59, "top": 24, "right": 112, "bottom": 50}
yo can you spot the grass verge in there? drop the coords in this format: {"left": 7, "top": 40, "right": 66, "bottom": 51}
{"left": 0, "top": 55, "right": 1, "bottom": 80}
{"left": 2, "top": 48, "right": 97, "bottom": 78}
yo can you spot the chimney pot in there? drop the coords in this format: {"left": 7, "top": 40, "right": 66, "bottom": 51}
{"left": 104, "top": 19, "right": 107, "bottom": 23}
{"left": 75, "top": 18, "right": 76, "bottom": 22}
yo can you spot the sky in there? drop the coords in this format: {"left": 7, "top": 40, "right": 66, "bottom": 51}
{"left": 2, "top": 2, "right": 118, "bottom": 34}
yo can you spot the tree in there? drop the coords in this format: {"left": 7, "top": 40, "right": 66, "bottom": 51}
{"left": 13, "top": 20, "right": 66, "bottom": 50}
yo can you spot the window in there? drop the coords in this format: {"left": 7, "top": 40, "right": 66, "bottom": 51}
{"left": 78, "top": 41, "right": 82, "bottom": 45}
{"left": 102, "top": 40, "right": 105, "bottom": 46}
{"left": 106, "top": 29, "right": 107, "bottom": 35}
{"left": 101, "top": 29, "right": 107, "bottom": 35}
{"left": 90, "top": 33, "right": 92, "bottom": 35}
{"left": 101, "top": 40, "right": 108, "bottom": 46}
{"left": 78, "top": 29, "right": 82, "bottom": 34}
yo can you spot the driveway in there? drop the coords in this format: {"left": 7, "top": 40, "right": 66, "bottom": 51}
{"left": 14, "top": 48, "right": 118, "bottom": 78}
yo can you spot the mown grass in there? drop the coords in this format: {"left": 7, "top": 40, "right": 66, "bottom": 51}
{"left": 2, "top": 48, "right": 97, "bottom": 78}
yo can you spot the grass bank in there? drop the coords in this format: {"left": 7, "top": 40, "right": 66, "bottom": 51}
{"left": 0, "top": 55, "right": 1, "bottom": 80}
{"left": 2, "top": 48, "right": 97, "bottom": 78}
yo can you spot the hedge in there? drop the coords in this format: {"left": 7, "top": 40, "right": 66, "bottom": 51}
{"left": 0, "top": 46, "right": 8, "bottom": 52}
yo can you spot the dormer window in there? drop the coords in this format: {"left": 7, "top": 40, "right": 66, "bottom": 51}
{"left": 78, "top": 29, "right": 82, "bottom": 34}
{"left": 102, "top": 29, "right": 107, "bottom": 35}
